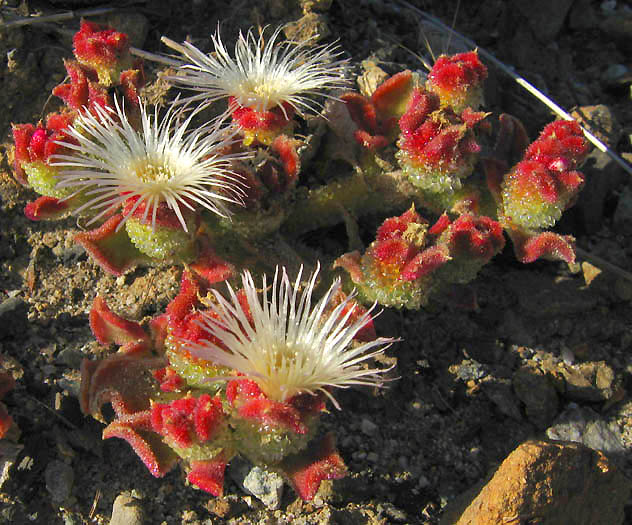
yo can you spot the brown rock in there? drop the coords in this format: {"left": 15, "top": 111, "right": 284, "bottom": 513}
{"left": 574, "top": 146, "right": 627, "bottom": 234}
{"left": 110, "top": 493, "right": 145, "bottom": 525}
{"left": 513, "top": 366, "right": 558, "bottom": 429}
{"left": 441, "top": 440, "right": 631, "bottom": 525}
{"left": 512, "top": 0, "right": 575, "bottom": 42}
{"left": 284, "top": 12, "right": 331, "bottom": 43}
{"left": 357, "top": 60, "right": 389, "bottom": 97}
{"left": 559, "top": 361, "right": 618, "bottom": 402}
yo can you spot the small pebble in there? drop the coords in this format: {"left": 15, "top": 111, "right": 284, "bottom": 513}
{"left": 45, "top": 460, "right": 74, "bottom": 505}
{"left": 242, "top": 466, "right": 284, "bottom": 510}
{"left": 602, "top": 64, "right": 629, "bottom": 85}
{"left": 110, "top": 493, "right": 144, "bottom": 525}
{"left": 360, "top": 418, "right": 378, "bottom": 436}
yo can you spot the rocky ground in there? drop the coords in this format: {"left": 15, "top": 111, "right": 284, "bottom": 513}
{"left": 1, "top": 0, "right": 632, "bottom": 524}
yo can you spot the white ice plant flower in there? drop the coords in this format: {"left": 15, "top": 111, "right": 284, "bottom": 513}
{"left": 186, "top": 265, "right": 395, "bottom": 408}
{"left": 51, "top": 97, "right": 248, "bottom": 232}
{"left": 161, "top": 26, "right": 348, "bottom": 116}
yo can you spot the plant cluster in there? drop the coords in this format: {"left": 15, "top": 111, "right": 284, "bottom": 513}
{"left": 9, "top": 21, "right": 591, "bottom": 500}
{"left": 81, "top": 265, "right": 389, "bottom": 498}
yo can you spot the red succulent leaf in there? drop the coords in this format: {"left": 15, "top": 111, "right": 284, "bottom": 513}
{"left": 239, "top": 398, "right": 307, "bottom": 434}
{"left": 527, "top": 120, "right": 589, "bottom": 166}
{"left": 448, "top": 215, "right": 505, "bottom": 261}
{"left": 73, "top": 21, "right": 130, "bottom": 71}
{"left": 400, "top": 244, "right": 451, "bottom": 281}
{"left": 103, "top": 418, "right": 179, "bottom": 478}
{"left": 226, "top": 378, "right": 262, "bottom": 406}
{"left": 272, "top": 134, "right": 300, "bottom": 181}
{"left": 236, "top": 289, "right": 254, "bottom": 326}
{"left": 556, "top": 170, "right": 585, "bottom": 194}
{"left": 172, "top": 312, "right": 220, "bottom": 352}
{"left": 342, "top": 72, "right": 414, "bottom": 150}
{"left": 89, "top": 296, "right": 149, "bottom": 346}
{"left": 78, "top": 359, "right": 99, "bottom": 414}
{"left": 376, "top": 206, "right": 424, "bottom": 241}
{"left": 52, "top": 60, "right": 91, "bottom": 110}
{"left": 152, "top": 367, "right": 185, "bottom": 392}
{"left": 460, "top": 134, "right": 482, "bottom": 155}
{"left": 510, "top": 230, "right": 576, "bottom": 264}
{"left": 156, "top": 274, "right": 222, "bottom": 355}
{"left": 39, "top": 129, "right": 72, "bottom": 162}
{"left": 353, "top": 129, "right": 389, "bottom": 150}
{"left": 460, "top": 108, "right": 488, "bottom": 128}
{"left": 27, "top": 127, "right": 48, "bottom": 162}
{"left": 86, "top": 82, "right": 113, "bottom": 115}
{"left": 13, "top": 113, "right": 75, "bottom": 176}
{"left": 230, "top": 98, "right": 294, "bottom": 132}
{"left": 423, "top": 127, "right": 464, "bottom": 164}
{"left": 428, "top": 213, "right": 452, "bottom": 236}
{"left": 289, "top": 392, "right": 327, "bottom": 416}
{"left": 511, "top": 160, "right": 559, "bottom": 204}
{"left": 399, "top": 94, "right": 480, "bottom": 174}
{"left": 398, "top": 88, "right": 440, "bottom": 137}
{"left": 428, "top": 51, "right": 487, "bottom": 93}
{"left": 373, "top": 238, "right": 415, "bottom": 265}
{"left": 187, "top": 453, "right": 229, "bottom": 497}
{"left": 371, "top": 69, "right": 414, "bottom": 120}
{"left": 494, "top": 113, "right": 530, "bottom": 164}
{"left": 482, "top": 158, "right": 508, "bottom": 204}
{"left": 119, "top": 67, "right": 145, "bottom": 104}
{"left": 0, "top": 403, "right": 13, "bottom": 439}
{"left": 79, "top": 350, "right": 164, "bottom": 419}
{"left": 46, "top": 111, "right": 75, "bottom": 133}
{"left": 161, "top": 272, "right": 227, "bottom": 354}
{"left": 501, "top": 118, "right": 589, "bottom": 232}
{"left": 259, "top": 161, "right": 282, "bottom": 193}
{"left": 75, "top": 214, "right": 150, "bottom": 276}
{"left": 24, "top": 196, "right": 71, "bottom": 221}
{"left": 226, "top": 378, "right": 306, "bottom": 434}
{"left": 333, "top": 251, "right": 364, "bottom": 284}
{"left": 114, "top": 408, "right": 153, "bottom": 431}
{"left": 327, "top": 290, "right": 376, "bottom": 342}
{"left": 151, "top": 397, "right": 197, "bottom": 448}
{"left": 12, "top": 123, "right": 35, "bottom": 173}
{"left": 341, "top": 92, "right": 378, "bottom": 134}
{"left": 521, "top": 121, "right": 590, "bottom": 189}
{"left": 151, "top": 394, "right": 224, "bottom": 447}
{"left": 279, "top": 433, "right": 347, "bottom": 501}
{"left": 0, "top": 372, "right": 15, "bottom": 439}
{"left": 193, "top": 394, "right": 224, "bottom": 442}
{"left": 164, "top": 269, "right": 205, "bottom": 325}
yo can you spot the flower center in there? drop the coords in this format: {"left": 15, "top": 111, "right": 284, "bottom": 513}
{"left": 134, "top": 161, "right": 175, "bottom": 183}
{"left": 269, "top": 343, "right": 300, "bottom": 371}
{"left": 239, "top": 78, "right": 282, "bottom": 109}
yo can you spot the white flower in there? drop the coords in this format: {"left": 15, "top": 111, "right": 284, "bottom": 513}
{"left": 51, "top": 98, "right": 248, "bottom": 232}
{"left": 186, "top": 265, "right": 394, "bottom": 408}
{"left": 161, "top": 26, "right": 348, "bottom": 116}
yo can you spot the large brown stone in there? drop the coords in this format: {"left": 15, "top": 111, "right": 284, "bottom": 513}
{"left": 441, "top": 440, "right": 631, "bottom": 525}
